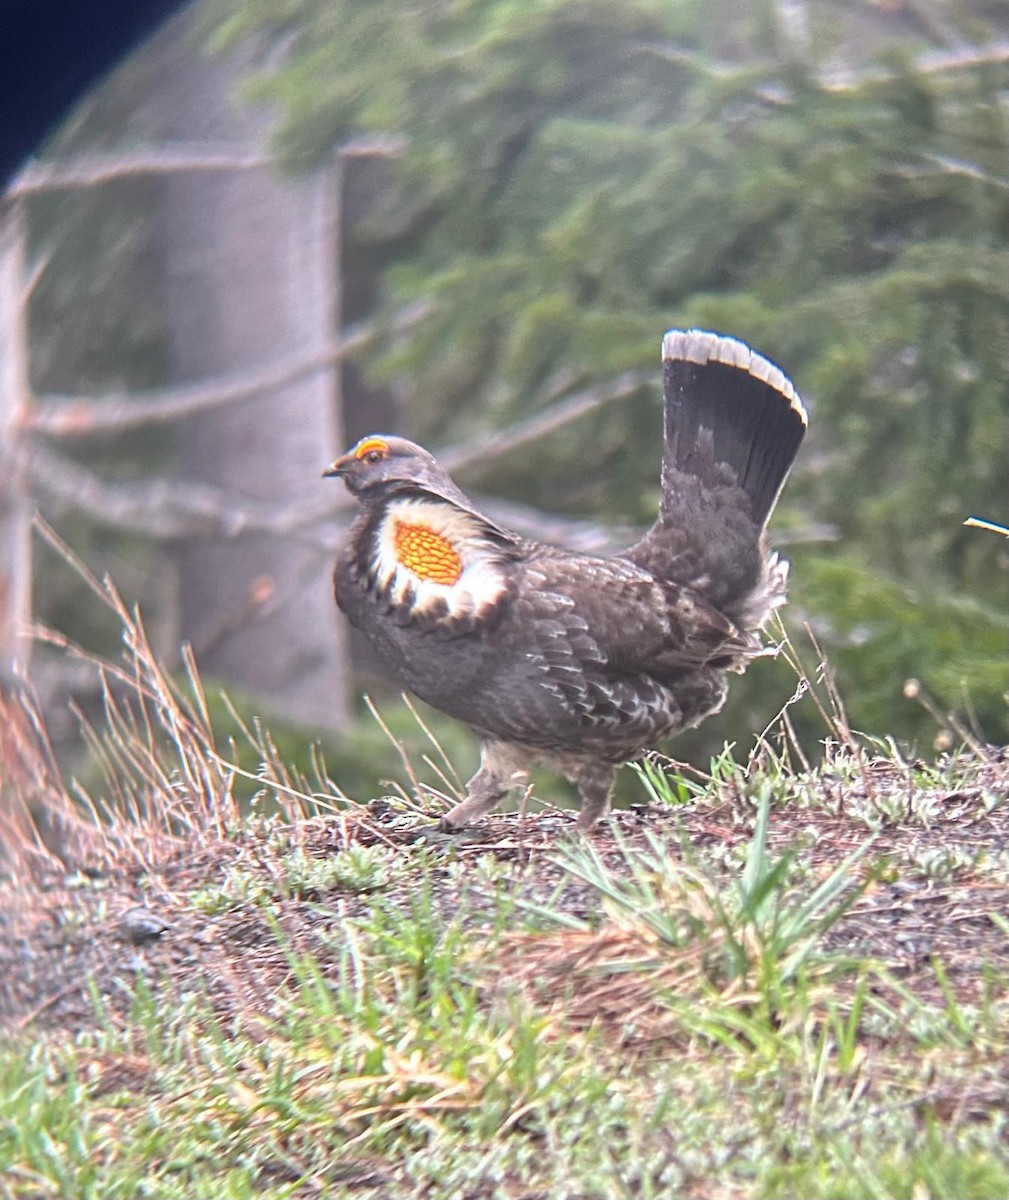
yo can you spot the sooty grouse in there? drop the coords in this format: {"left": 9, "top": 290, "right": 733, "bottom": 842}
{"left": 325, "top": 329, "right": 807, "bottom": 829}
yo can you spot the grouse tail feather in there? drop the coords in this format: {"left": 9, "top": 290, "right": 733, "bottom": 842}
{"left": 660, "top": 329, "right": 806, "bottom": 529}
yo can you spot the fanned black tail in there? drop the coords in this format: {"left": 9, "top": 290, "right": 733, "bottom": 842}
{"left": 660, "top": 329, "right": 806, "bottom": 529}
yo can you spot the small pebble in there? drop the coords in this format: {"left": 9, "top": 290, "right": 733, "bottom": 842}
{"left": 120, "top": 907, "right": 170, "bottom": 945}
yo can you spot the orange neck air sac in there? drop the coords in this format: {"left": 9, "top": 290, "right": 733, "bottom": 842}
{"left": 393, "top": 521, "right": 463, "bottom": 586}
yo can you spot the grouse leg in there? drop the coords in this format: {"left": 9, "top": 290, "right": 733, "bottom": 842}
{"left": 568, "top": 761, "right": 618, "bottom": 830}
{"left": 438, "top": 741, "right": 530, "bottom": 830}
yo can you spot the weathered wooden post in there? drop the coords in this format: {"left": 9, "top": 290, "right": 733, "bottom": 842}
{"left": 0, "top": 199, "right": 31, "bottom": 684}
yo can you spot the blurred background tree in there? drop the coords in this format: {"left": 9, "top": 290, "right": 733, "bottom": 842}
{"left": 207, "top": 0, "right": 1009, "bottom": 751}
{"left": 8, "top": 0, "right": 1007, "bottom": 797}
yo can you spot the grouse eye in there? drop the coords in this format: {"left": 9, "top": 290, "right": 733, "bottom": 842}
{"left": 363, "top": 450, "right": 384, "bottom": 466}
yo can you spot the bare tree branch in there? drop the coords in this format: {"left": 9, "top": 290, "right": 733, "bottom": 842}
{"left": 900, "top": 153, "right": 1009, "bottom": 193}
{"left": 11, "top": 146, "right": 268, "bottom": 196}
{"left": 27, "top": 301, "right": 432, "bottom": 438}
{"left": 25, "top": 437, "right": 632, "bottom": 552}
{"left": 902, "top": 0, "right": 974, "bottom": 50}
{"left": 30, "top": 321, "right": 640, "bottom": 455}
{"left": 7, "top": 137, "right": 405, "bottom": 198}
{"left": 819, "top": 40, "right": 1009, "bottom": 90}
{"left": 22, "top": 435, "right": 640, "bottom": 557}
{"left": 641, "top": 37, "right": 1009, "bottom": 92}
{"left": 22, "top": 366, "right": 654, "bottom": 546}
{"left": 25, "top": 440, "right": 346, "bottom": 546}
{"left": 28, "top": 326, "right": 374, "bottom": 438}
{"left": 25, "top": 433, "right": 834, "bottom": 563}
{"left": 441, "top": 371, "right": 651, "bottom": 476}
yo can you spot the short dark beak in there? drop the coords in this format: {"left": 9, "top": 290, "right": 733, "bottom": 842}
{"left": 322, "top": 453, "right": 353, "bottom": 479}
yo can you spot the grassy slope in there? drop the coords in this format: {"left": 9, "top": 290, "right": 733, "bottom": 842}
{"left": 1, "top": 582, "right": 1007, "bottom": 1199}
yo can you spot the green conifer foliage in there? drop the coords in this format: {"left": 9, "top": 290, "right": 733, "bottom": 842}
{"left": 211, "top": 0, "right": 1008, "bottom": 750}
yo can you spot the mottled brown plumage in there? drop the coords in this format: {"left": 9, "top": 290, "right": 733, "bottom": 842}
{"left": 324, "top": 330, "right": 807, "bottom": 829}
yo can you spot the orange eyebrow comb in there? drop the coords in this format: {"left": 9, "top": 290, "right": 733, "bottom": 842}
{"left": 354, "top": 437, "right": 390, "bottom": 460}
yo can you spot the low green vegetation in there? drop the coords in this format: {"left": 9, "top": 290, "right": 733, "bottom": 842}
{"left": 1, "top": 584, "right": 1006, "bottom": 1198}
{"left": 3, "top": 754, "right": 1007, "bottom": 1197}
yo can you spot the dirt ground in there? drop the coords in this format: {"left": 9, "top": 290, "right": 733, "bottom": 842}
{"left": 3, "top": 750, "right": 1007, "bottom": 1039}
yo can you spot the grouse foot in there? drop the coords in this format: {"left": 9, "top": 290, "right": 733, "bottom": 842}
{"left": 439, "top": 742, "right": 530, "bottom": 829}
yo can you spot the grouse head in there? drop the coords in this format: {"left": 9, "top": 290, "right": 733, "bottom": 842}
{"left": 325, "top": 433, "right": 519, "bottom": 625}
{"left": 323, "top": 435, "right": 471, "bottom": 508}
